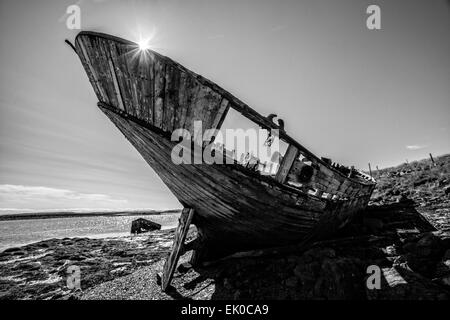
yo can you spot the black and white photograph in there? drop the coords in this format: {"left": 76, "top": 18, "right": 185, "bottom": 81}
{"left": 0, "top": 0, "right": 449, "bottom": 308}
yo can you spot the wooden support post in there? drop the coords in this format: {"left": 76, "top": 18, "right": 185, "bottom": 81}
{"left": 161, "top": 208, "right": 195, "bottom": 291}
{"left": 189, "top": 234, "right": 206, "bottom": 267}
{"left": 368, "top": 163, "right": 372, "bottom": 177}
{"left": 275, "top": 145, "right": 299, "bottom": 183}
{"left": 429, "top": 153, "right": 436, "bottom": 166}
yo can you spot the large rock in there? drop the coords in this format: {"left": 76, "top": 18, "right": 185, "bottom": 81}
{"left": 291, "top": 248, "right": 366, "bottom": 299}
{"left": 433, "top": 249, "right": 450, "bottom": 288}
{"left": 402, "top": 232, "right": 444, "bottom": 277}
{"left": 444, "top": 186, "right": 450, "bottom": 196}
{"left": 130, "top": 218, "right": 161, "bottom": 234}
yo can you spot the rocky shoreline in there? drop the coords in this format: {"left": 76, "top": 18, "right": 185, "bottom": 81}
{"left": 79, "top": 202, "right": 450, "bottom": 300}
{"left": 1, "top": 155, "right": 449, "bottom": 300}
{"left": 0, "top": 229, "right": 195, "bottom": 300}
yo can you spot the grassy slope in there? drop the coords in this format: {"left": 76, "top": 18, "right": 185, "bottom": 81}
{"left": 370, "top": 154, "right": 450, "bottom": 231}
{"left": 372, "top": 154, "right": 449, "bottom": 203}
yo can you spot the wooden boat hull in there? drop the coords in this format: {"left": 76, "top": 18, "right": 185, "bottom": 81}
{"left": 99, "top": 104, "right": 370, "bottom": 260}
{"left": 72, "top": 31, "right": 375, "bottom": 261}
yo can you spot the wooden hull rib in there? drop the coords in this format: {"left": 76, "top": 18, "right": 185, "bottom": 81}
{"left": 73, "top": 31, "right": 376, "bottom": 261}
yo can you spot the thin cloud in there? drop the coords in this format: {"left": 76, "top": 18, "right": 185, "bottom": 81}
{"left": 406, "top": 145, "right": 427, "bottom": 151}
{"left": 0, "top": 184, "right": 128, "bottom": 211}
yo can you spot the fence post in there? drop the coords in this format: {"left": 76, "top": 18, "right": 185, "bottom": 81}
{"left": 429, "top": 153, "right": 436, "bottom": 167}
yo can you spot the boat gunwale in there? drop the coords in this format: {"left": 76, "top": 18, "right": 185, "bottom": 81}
{"left": 75, "top": 31, "right": 376, "bottom": 187}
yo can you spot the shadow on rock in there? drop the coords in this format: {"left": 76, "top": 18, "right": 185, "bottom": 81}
{"left": 166, "top": 200, "right": 450, "bottom": 300}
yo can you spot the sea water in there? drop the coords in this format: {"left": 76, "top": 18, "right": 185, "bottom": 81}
{"left": 0, "top": 214, "right": 180, "bottom": 251}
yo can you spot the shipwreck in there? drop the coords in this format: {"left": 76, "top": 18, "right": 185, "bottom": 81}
{"left": 69, "top": 31, "right": 376, "bottom": 290}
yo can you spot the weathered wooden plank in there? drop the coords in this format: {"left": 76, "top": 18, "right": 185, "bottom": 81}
{"left": 211, "top": 98, "right": 230, "bottom": 129}
{"left": 163, "top": 65, "right": 181, "bottom": 133}
{"left": 148, "top": 55, "right": 156, "bottom": 125}
{"left": 76, "top": 38, "right": 108, "bottom": 102}
{"left": 276, "top": 145, "right": 299, "bottom": 183}
{"left": 161, "top": 208, "right": 195, "bottom": 291}
{"left": 117, "top": 43, "right": 143, "bottom": 119}
{"left": 174, "top": 71, "right": 189, "bottom": 130}
{"left": 107, "top": 58, "right": 125, "bottom": 111}
{"left": 75, "top": 41, "right": 106, "bottom": 102}
{"left": 213, "top": 99, "right": 230, "bottom": 129}
{"left": 193, "top": 85, "right": 223, "bottom": 131}
{"left": 204, "top": 98, "right": 230, "bottom": 142}
{"left": 93, "top": 37, "right": 119, "bottom": 108}
{"left": 183, "top": 82, "right": 202, "bottom": 135}
{"left": 136, "top": 51, "right": 152, "bottom": 123}
{"left": 153, "top": 58, "right": 165, "bottom": 129}
{"left": 183, "top": 84, "right": 223, "bottom": 146}
{"left": 177, "top": 73, "right": 200, "bottom": 133}
{"left": 108, "top": 41, "right": 137, "bottom": 115}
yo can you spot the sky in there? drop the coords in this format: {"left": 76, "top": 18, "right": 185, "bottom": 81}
{"left": 0, "top": 0, "right": 448, "bottom": 212}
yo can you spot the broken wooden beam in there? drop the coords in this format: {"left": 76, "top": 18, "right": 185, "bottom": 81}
{"left": 161, "top": 208, "right": 195, "bottom": 291}
{"left": 275, "top": 144, "right": 299, "bottom": 183}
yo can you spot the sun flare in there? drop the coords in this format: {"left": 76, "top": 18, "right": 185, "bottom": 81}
{"left": 138, "top": 39, "right": 150, "bottom": 51}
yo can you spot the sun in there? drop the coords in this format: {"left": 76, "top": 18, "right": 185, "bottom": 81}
{"left": 138, "top": 39, "right": 150, "bottom": 51}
